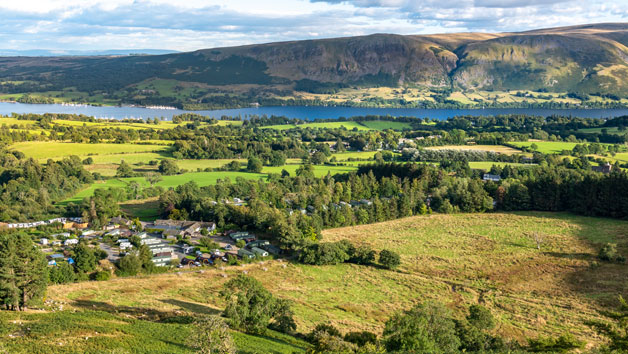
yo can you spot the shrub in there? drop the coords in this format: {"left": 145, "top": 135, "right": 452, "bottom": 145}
{"left": 91, "top": 271, "right": 111, "bottom": 281}
{"left": 48, "top": 262, "right": 77, "bottom": 284}
{"left": 344, "top": 331, "right": 377, "bottom": 346}
{"left": 467, "top": 304, "right": 495, "bottom": 329}
{"left": 187, "top": 316, "right": 236, "bottom": 354}
{"left": 527, "top": 334, "right": 584, "bottom": 353}
{"left": 383, "top": 302, "right": 460, "bottom": 352}
{"left": 117, "top": 253, "right": 142, "bottom": 276}
{"left": 379, "top": 249, "right": 401, "bottom": 269}
{"left": 299, "top": 241, "right": 352, "bottom": 265}
{"left": 220, "top": 275, "right": 295, "bottom": 335}
{"left": 599, "top": 243, "right": 626, "bottom": 263}
{"left": 349, "top": 245, "right": 376, "bottom": 265}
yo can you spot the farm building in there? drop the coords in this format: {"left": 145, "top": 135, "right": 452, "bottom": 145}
{"left": 483, "top": 174, "right": 501, "bottom": 182}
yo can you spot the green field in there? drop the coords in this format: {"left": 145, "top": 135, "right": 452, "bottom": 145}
{"left": 44, "top": 212, "right": 628, "bottom": 347}
{"left": 510, "top": 141, "right": 581, "bottom": 154}
{"left": 468, "top": 161, "right": 535, "bottom": 170}
{"left": 260, "top": 120, "right": 414, "bottom": 131}
{"left": 0, "top": 310, "right": 309, "bottom": 354}
{"left": 331, "top": 151, "right": 379, "bottom": 161}
{"left": 10, "top": 141, "right": 171, "bottom": 161}
{"left": 425, "top": 145, "right": 521, "bottom": 155}
{"left": 263, "top": 164, "right": 357, "bottom": 177}
{"left": 357, "top": 120, "right": 413, "bottom": 130}
{"left": 62, "top": 171, "right": 266, "bottom": 204}
{"left": 176, "top": 159, "right": 246, "bottom": 171}
{"left": 119, "top": 198, "right": 161, "bottom": 221}
{"left": 260, "top": 121, "right": 370, "bottom": 131}
{"left": 579, "top": 127, "right": 628, "bottom": 136}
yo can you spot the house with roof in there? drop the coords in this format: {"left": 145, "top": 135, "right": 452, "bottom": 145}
{"left": 592, "top": 163, "right": 612, "bottom": 174}
{"left": 483, "top": 174, "right": 501, "bottom": 182}
{"left": 64, "top": 239, "right": 79, "bottom": 247}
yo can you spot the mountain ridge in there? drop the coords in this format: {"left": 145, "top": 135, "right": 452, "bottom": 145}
{"left": 0, "top": 23, "right": 626, "bottom": 109}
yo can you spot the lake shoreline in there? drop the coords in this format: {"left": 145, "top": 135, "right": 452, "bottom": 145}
{"left": 2, "top": 101, "right": 628, "bottom": 121}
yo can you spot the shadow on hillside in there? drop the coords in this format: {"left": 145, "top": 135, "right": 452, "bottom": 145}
{"left": 530, "top": 213, "right": 628, "bottom": 310}
{"left": 71, "top": 299, "right": 206, "bottom": 323}
{"left": 160, "top": 299, "right": 221, "bottom": 316}
{"left": 543, "top": 251, "right": 591, "bottom": 260}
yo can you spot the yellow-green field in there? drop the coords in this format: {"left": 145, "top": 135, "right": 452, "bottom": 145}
{"left": 62, "top": 171, "right": 266, "bottom": 204}
{"left": 260, "top": 121, "right": 370, "bottom": 131}
{"left": 10, "top": 141, "right": 171, "bottom": 161}
{"left": 510, "top": 141, "right": 581, "bottom": 154}
{"left": 425, "top": 145, "right": 521, "bottom": 155}
{"left": 260, "top": 120, "right": 414, "bottom": 131}
{"left": 45, "top": 212, "right": 628, "bottom": 346}
{"left": 468, "top": 161, "right": 534, "bottom": 170}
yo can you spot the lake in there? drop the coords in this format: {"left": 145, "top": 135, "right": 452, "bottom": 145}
{"left": 1, "top": 101, "right": 628, "bottom": 120}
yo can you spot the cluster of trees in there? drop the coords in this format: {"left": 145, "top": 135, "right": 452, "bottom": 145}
{"left": 156, "top": 164, "right": 493, "bottom": 251}
{"left": 298, "top": 239, "right": 400, "bottom": 269}
{"left": 48, "top": 241, "right": 110, "bottom": 284}
{"left": 0, "top": 232, "right": 47, "bottom": 311}
{"left": 303, "top": 301, "right": 591, "bottom": 353}
{"left": 490, "top": 165, "right": 628, "bottom": 219}
{"left": 0, "top": 152, "right": 93, "bottom": 221}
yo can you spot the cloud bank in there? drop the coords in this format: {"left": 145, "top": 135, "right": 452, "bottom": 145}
{"left": 0, "top": 0, "right": 625, "bottom": 51}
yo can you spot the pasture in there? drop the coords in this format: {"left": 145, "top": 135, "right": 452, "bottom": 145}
{"left": 10, "top": 141, "right": 170, "bottom": 161}
{"left": 425, "top": 145, "right": 521, "bottom": 155}
{"left": 260, "top": 120, "right": 414, "bottom": 131}
{"left": 44, "top": 212, "right": 628, "bottom": 346}
{"left": 0, "top": 310, "right": 308, "bottom": 354}
{"left": 262, "top": 164, "right": 357, "bottom": 177}
{"left": 468, "top": 161, "right": 535, "bottom": 170}
{"left": 260, "top": 121, "right": 370, "bottom": 131}
{"left": 62, "top": 171, "right": 266, "bottom": 204}
{"left": 510, "top": 141, "right": 581, "bottom": 154}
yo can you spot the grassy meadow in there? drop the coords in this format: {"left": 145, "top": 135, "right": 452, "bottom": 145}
{"left": 10, "top": 141, "right": 171, "bottom": 161}
{"left": 37, "top": 212, "right": 628, "bottom": 347}
{"left": 510, "top": 141, "right": 581, "bottom": 154}
{"left": 0, "top": 309, "right": 309, "bottom": 354}
{"left": 260, "top": 120, "right": 413, "bottom": 131}
{"left": 425, "top": 145, "right": 521, "bottom": 155}
{"left": 62, "top": 171, "right": 266, "bottom": 204}
{"left": 468, "top": 161, "right": 534, "bottom": 170}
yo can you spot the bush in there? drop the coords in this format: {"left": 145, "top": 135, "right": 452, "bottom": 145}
{"left": 599, "top": 243, "right": 626, "bottom": 263}
{"left": 220, "top": 275, "right": 295, "bottom": 335}
{"left": 246, "top": 157, "right": 263, "bottom": 173}
{"left": 349, "top": 245, "right": 376, "bottom": 265}
{"left": 299, "top": 241, "right": 352, "bottom": 265}
{"left": 379, "top": 249, "right": 401, "bottom": 269}
{"left": 383, "top": 302, "right": 460, "bottom": 352}
{"left": 159, "top": 159, "right": 179, "bottom": 175}
{"left": 117, "top": 253, "right": 142, "bottom": 276}
{"left": 344, "top": 330, "right": 377, "bottom": 346}
{"left": 527, "top": 334, "right": 584, "bottom": 353}
{"left": 91, "top": 271, "right": 111, "bottom": 281}
{"left": 48, "top": 262, "right": 76, "bottom": 284}
{"left": 467, "top": 304, "right": 495, "bottom": 329}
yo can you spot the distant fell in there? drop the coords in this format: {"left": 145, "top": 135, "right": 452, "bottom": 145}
{"left": 0, "top": 23, "right": 626, "bottom": 109}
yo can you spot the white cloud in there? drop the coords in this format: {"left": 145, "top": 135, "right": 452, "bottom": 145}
{"left": 0, "top": 0, "right": 625, "bottom": 51}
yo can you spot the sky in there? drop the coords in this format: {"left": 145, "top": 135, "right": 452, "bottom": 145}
{"left": 0, "top": 0, "right": 626, "bottom": 52}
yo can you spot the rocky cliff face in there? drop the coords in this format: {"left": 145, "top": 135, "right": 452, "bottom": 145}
{"left": 0, "top": 23, "right": 627, "bottom": 96}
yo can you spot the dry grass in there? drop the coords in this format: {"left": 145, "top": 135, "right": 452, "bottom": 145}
{"left": 47, "top": 212, "right": 628, "bottom": 346}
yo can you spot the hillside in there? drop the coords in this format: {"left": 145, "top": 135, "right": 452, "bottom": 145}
{"left": 0, "top": 23, "right": 627, "bottom": 108}
{"left": 5, "top": 212, "right": 623, "bottom": 352}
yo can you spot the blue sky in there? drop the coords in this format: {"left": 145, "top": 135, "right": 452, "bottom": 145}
{"left": 0, "top": 0, "right": 626, "bottom": 51}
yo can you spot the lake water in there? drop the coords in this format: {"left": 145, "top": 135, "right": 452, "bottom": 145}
{"left": 1, "top": 101, "right": 628, "bottom": 120}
